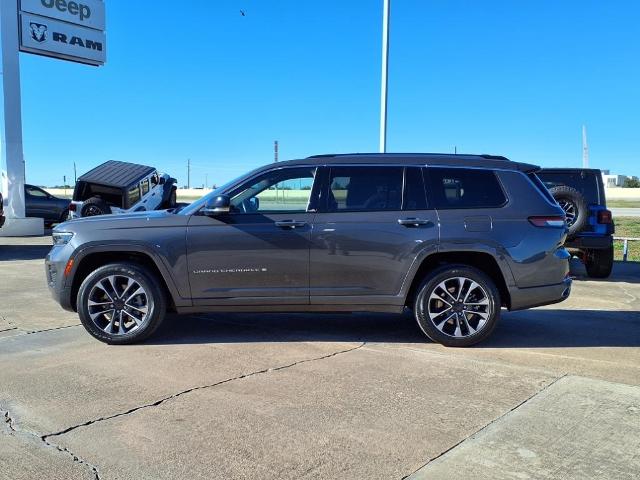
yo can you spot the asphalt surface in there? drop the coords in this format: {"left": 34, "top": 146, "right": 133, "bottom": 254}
{"left": 1, "top": 235, "right": 639, "bottom": 480}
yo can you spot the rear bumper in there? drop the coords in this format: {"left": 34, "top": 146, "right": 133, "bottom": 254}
{"left": 508, "top": 276, "right": 572, "bottom": 311}
{"left": 565, "top": 235, "right": 612, "bottom": 250}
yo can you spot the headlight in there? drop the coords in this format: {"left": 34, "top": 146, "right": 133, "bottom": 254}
{"left": 52, "top": 232, "right": 74, "bottom": 246}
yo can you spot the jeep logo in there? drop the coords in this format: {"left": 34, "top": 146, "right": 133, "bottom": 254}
{"left": 40, "top": 0, "right": 92, "bottom": 22}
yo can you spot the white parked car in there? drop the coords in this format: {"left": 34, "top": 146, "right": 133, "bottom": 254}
{"left": 68, "top": 161, "right": 177, "bottom": 219}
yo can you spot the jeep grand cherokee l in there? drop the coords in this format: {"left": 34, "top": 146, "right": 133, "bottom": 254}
{"left": 46, "top": 153, "right": 572, "bottom": 347}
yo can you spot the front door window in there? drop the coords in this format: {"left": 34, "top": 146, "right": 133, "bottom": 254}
{"left": 229, "top": 167, "right": 316, "bottom": 214}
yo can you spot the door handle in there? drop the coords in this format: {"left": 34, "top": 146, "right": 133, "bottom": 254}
{"left": 397, "top": 218, "right": 433, "bottom": 227}
{"left": 275, "top": 220, "right": 307, "bottom": 229}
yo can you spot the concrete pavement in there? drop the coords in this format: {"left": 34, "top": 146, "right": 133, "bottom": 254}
{"left": 612, "top": 207, "right": 640, "bottom": 218}
{"left": 1, "top": 235, "right": 639, "bottom": 479}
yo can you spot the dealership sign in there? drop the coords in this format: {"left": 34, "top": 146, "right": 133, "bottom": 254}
{"left": 18, "top": 0, "right": 106, "bottom": 66}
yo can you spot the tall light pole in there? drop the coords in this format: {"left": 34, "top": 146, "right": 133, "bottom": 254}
{"left": 582, "top": 125, "right": 589, "bottom": 168}
{"left": 379, "top": 0, "right": 391, "bottom": 153}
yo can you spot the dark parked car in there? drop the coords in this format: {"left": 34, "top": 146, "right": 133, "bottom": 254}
{"left": 25, "top": 184, "right": 70, "bottom": 227}
{"left": 47, "top": 153, "right": 571, "bottom": 346}
{"left": 537, "top": 169, "right": 614, "bottom": 278}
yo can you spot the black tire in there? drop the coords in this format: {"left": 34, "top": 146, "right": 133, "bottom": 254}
{"left": 549, "top": 185, "right": 588, "bottom": 236}
{"left": 584, "top": 245, "right": 614, "bottom": 279}
{"left": 77, "top": 263, "right": 166, "bottom": 345}
{"left": 413, "top": 265, "right": 501, "bottom": 347}
{"left": 81, "top": 197, "right": 110, "bottom": 217}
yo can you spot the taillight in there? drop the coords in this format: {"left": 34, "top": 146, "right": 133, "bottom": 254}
{"left": 69, "top": 203, "right": 77, "bottom": 212}
{"left": 597, "top": 209, "right": 612, "bottom": 224}
{"left": 528, "top": 216, "right": 566, "bottom": 228}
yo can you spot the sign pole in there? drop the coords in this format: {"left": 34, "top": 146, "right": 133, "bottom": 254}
{"left": 0, "top": 0, "right": 42, "bottom": 235}
{"left": 379, "top": 0, "right": 390, "bottom": 153}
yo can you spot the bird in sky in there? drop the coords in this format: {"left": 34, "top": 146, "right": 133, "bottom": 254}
{"left": 240, "top": 10, "right": 246, "bottom": 16}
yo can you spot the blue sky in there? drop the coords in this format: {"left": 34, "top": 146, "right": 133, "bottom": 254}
{"left": 18, "top": 0, "right": 640, "bottom": 187}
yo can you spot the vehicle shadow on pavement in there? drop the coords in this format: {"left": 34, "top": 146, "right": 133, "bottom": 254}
{"left": 148, "top": 308, "right": 639, "bottom": 349}
{"left": 482, "top": 308, "right": 640, "bottom": 348}
{"left": 149, "top": 311, "right": 426, "bottom": 345}
{"left": 0, "top": 245, "right": 52, "bottom": 261}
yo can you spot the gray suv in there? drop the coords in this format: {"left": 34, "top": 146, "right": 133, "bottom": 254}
{"left": 46, "top": 154, "right": 572, "bottom": 347}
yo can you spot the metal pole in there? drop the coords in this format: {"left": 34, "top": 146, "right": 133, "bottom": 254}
{"left": 379, "top": 0, "right": 390, "bottom": 153}
{"left": 274, "top": 140, "right": 278, "bottom": 162}
{"left": 0, "top": 0, "right": 26, "bottom": 218}
{"left": 187, "top": 158, "right": 190, "bottom": 189}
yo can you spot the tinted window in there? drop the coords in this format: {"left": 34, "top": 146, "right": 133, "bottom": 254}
{"left": 141, "top": 179, "right": 150, "bottom": 196}
{"left": 128, "top": 185, "right": 141, "bottom": 207}
{"left": 403, "top": 167, "right": 428, "bottom": 210}
{"left": 326, "top": 167, "right": 403, "bottom": 212}
{"left": 428, "top": 168, "right": 506, "bottom": 209}
{"left": 527, "top": 173, "right": 556, "bottom": 203}
{"left": 537, "top": 171, "right": 600, "bottom": 204}
{"left": 26, "top": 186, "right": 47, "bottom": 197}
{"left": 230, "top": 167, "right": 316, "bottom": 213}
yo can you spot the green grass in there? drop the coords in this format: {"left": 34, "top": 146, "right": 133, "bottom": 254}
{"left": 613, "top": 217, "right": 640, "bottom": 262}
{"left": 608, "top": 200, "right": 640, "bottom": 208}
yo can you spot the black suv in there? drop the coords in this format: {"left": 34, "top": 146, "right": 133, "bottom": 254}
{"left": 537, "top": 169, "right": 614, "bottom": 278}
{"left": 47, "top": 154, "right": 572, "bottom": 347}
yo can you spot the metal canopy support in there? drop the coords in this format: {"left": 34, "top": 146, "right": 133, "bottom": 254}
{"left": 379, "top": 0, "right": 390, "bottom": 153}
{"left": 0, "top": 0, "right": 43, "bottom": 235}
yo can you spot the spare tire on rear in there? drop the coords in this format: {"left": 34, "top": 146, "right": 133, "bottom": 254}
{"left": 81, "top": 197, "right": 110, "bottom": 217}
{"left": 548, "top": 185, "right": 588, "bottom": 236}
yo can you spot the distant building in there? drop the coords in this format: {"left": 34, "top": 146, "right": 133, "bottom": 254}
{"left": 602, "top": 173, "right": 628, "bottom": 187}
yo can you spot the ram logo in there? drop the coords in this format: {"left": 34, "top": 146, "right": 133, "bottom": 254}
{"left": 29, "top": 23, "right": 48, "bottom": 43}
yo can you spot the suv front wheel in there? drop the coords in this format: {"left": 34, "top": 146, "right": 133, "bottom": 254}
{"left": 413, "top": 265, "right": 501, "bottom": 347}
{"left": 77, "top": 263, "right": 166, "bottom": 344}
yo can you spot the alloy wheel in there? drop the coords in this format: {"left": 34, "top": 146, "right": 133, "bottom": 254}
{"left": 87, "top": 275, "right": 150, "bottom": 336}
{"left": 426, "top": 276, "right": 492, "bottom": 338}
{"left": 558, "top": 200, "right": 577, "bottom": 227}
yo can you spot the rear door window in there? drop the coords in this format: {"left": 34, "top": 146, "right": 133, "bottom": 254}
{"left": 427, "top": 167, "right": 507, "bottom": 209}
{"left": 127, "top": 185, "right": 141, "bottom": 207}
{"left": 140, "top": 179, "right": 150, "bottom": 196}
{"left": 326, "top": 166, "right": 403, "bottom": 212}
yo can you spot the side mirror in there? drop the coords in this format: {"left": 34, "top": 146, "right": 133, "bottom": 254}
{"left": 159, "top": 177, "right": 166, "bottom": 185}
{"left": 203, "top": 195, "right": 231, "bottom": 216}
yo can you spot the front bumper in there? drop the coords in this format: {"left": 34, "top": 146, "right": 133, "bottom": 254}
{"left": 508, "top": 276, "right": 572, "bottom": 311}
{"left": 45, "top": 245, "right": 76, "bottom": 312}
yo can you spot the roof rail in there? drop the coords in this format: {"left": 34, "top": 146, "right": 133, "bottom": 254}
{"left": 479, "top": 154, "right": 510, "bottom": 161}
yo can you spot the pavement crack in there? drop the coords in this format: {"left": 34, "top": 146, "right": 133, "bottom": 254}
{"left": 2, "top": 407, "right": 100, "bottom": 480}
{"left": 400, "top": 373, "right": 569, "bottom": 480}
{"left": 26, "top": 324, "right": 81, "bottom": 335}
{"left": 43, "top": 342, "right": 366, "bottom": 441}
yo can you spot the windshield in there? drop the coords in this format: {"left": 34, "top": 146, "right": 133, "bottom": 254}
{"left": 178, "top": 166, "right": 264, "bottom": 215}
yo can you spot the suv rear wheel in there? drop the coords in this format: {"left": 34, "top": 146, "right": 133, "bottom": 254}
{"left": 413, "top": 265, "right": 501, "bottom": 347}
{"left": 584, "top": 245, "right": 614, "bottom": 279}
{"left": 548, "top": 185, "right": 588, "bottom": 236}
{"left": 77, "top": 263, "right": 166, "bottom": 344}
{"left": 81, "top": 197, "right": 110, "bottom": 217}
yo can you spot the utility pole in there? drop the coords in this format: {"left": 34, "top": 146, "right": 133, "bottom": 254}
{"left": 274, "top": 140, "right": 279, "bottom": 163}
{"left": 205, "top": 173, "right": 208, "bottom": 189}
{"left": 582, "top": 125, "right": 589, "bottom": 168}
{"left": 187, "top": 158, "right": 191, "bottom": 189}
{"left": 379, "top": 0, "right": 391, "bottom": 153}
{"left": 73, "top": 162, "right": 77, "bottom": 184}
